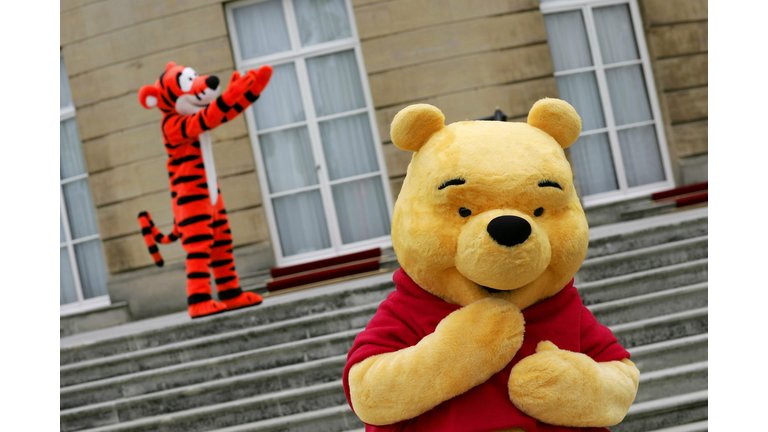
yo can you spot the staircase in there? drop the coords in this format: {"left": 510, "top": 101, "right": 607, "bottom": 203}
{"left": 60, "top": 207, "right": 708, "bottom": 432}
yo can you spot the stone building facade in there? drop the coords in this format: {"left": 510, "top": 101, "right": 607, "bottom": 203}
{"left": 59, "top": 0, "right": 707, "bottom": 320}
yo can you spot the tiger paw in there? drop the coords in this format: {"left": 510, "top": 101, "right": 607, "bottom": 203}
{"left": 188, "top": 299, "right": 227, "bottom": 319}
{"left": 221, "top": 291, "right": 263, "bottom": 311}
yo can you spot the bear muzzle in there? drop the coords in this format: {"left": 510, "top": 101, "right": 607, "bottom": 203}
{"left": 455, "top": 210, "right": 551, "bottom": 292}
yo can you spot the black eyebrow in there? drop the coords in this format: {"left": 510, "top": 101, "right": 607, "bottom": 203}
{"left": 538, "top": 180, "right": 562, "bottom": 190}
{"left": 438, "top": 178, "right": 466, "bottom": 190}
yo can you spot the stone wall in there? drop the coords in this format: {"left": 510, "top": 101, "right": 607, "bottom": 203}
{"left": 352, "top": 0, "right": 559, "bottom": 199}
{"left": 639, "top": 0, "right": 708, "bottom": 185}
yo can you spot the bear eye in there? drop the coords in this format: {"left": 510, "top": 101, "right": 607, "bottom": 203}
{"left": 534, "top": 207, "right": 544, "bottom": 217}
{"left": 459, "top": 207, "right": 472, "bottom": 218}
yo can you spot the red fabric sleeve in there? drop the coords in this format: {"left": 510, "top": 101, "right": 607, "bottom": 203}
{"left": 579, "top": 306, "right": 631, "bottom": 362}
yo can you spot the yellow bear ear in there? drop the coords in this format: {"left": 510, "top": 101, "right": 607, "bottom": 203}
{"left": 391, "top": 104, "right": 446, "bottom": 152}
{"left": 527, "top": 98, "right": 582, "bottom": 149}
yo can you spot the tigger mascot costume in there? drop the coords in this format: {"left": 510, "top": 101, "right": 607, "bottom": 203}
{"left": 137, "top": 62, "right": 272, "bottom": 318}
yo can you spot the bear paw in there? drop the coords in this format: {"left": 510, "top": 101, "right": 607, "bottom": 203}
{"left": 221, "top": 291, "right": 263, "bottom": 311}
{"left": 188, "top": 299, "right": 227, "bottom": 319}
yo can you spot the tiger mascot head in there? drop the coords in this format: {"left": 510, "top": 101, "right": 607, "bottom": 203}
{"left": 138, "top": 61, "right": 221, "bottom": 115}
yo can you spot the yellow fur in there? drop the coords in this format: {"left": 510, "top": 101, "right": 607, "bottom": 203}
{"left": 508, "top": 341, "right": 640, "bottom": 426}
{"left": 350, "top": 99, "right": 639, "bottom": 428}
{"left": 349, "top": 298, "right": 525, "bottom": 425}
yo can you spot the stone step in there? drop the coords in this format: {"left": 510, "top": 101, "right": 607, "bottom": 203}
{"left": 61, "top": 303, "right": 378, "bottom": 387}
{"left": 71, "top": 381, "right": 349, "bottom": 432}
{"left": 586, "top": 210, "right": 707, "bottom": 259}
{"left": 60, "top": 355, "right": 346, "bottom": 430}
{"left": 645, "top": 420, "right": 708, "bottom": 432}
{"left": 620, "top": 201, "right": 678, "bottom": 222}
{"left": 212, "top": 404, "right": 363, "bottom": 432}
{"left": 588, "top": 282, "right": 707, "bottom": 326}
{"left": 612, "top": 307, "right": 708, "bottom": 349}
{"left": 576, "top": 236, "right": 708, "bottom": 283}
{"left": 60, "top": 329, "right": 358, "bottom": 411}
{"left": 628, "top": 334, "right": 708, "bottom": 373}
{"left": 613, "top": 391, "right": 708, "bottom": 432}
{"left": 578, "top": 259, "right": 708, "bottom": 305}
{"left": 635, "top": 362, "right": 708, "bottom": 403}
{"left": 60, "top": 275, "right": 395, "bottom": 366}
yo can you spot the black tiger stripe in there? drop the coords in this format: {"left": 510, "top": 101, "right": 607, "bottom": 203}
{"left": 223, "top": 229, "right": 231, "bottom": 234}
{"left": 168, "top": 172, "right": 174, "bottom": 178}
{"left": 210, "top": 220, "right": 227, "bottom": 228}
{"left": 170, "top": 155, "right": 200, "bottom": 166}
{"left": 179, "top": 214, "right": 212, "bottom": 226}
{"left": 168, "top": 233, "right": 179, "bottom": 241}
{"left": 172, "top": 175, "right": 203, "bottom": 185}
{"left": 213, "top": 240, "right": 232, "bottom": 247}
{"left": 233, "top": 103, "right": 243, "bottom": 113}
{"left": 171, "top": 191, "right": 177, "bottom": 198}
{"left": 187, "top": 252, "right": 210, "bottom": 259}
{"left": 219, "top": 209, "right": 227, "bottom": 215}
{"left": 211, "top": 259, "right": 232, "bottom": 268}
{"left": 196, "top": 183, "right": 208, "bottom": 189}
{"left": 195, "top": 163, "right": 205, "bottom": 169}
{"left": 244, "top": 91, "right": 258, "bottom": 103}
{"left": 148, "top": 245, "right": 159, "bottom": 254}
{"left": 168, "top": 88, "right": 178, "bottom": 103}
{"left": 161, "top": 93, "right": 173, "bottom": 108}
{"left": 183, "top": 234, "right": 214, "bottom": 245}
{"left": 199, "top": 116, "right": 209, "bottom": 131}
{"left": 221, "top": 117, "right": 228, "bottom": 123}
{"left": 225, "top": 249, "right": 233, "bottom": 254}
{"left": 158, "top": 71, "right": 166, "bottom": 87}
{"left": 165, "top": 143, "right": 181, "bottom": 150}
{"left": 191, "top": 141, "right": 200, "bottom": 148}
{"left": 162, "top": 114, "right": 175, "bottom": 127}
{"left": 180, "top": 119, "right": 188, "bottom": 138}
{"left": 141, "top": 227, "right": 152, "bottom": 236}
{"left": 156, "top": 259, "right": 164, "bottom": 267}
{"left": 177, "top": 194, "right": 208, "bottom": 205}
{"left": 215, "top": 276, "right": 236, "bottom": 285}
{"left": 138, "top": 211, "right": 148, "bottom": 218}
{"left": 159, "top": 108, "right": 171, "bottom": 113}
{"left": 187, "top": 272, "right": 210, "bottom": 279}
{"left": 217, "top": 287, "right": 242, "bottom": 300}
{"left": 155, "top": 233, "right": 164, "bottom": 242}
{"left": 187, "top": 293, "right": 212, "bottom": 305}
{"left": 216, "top": 96, "right": 231, "bottom": 113}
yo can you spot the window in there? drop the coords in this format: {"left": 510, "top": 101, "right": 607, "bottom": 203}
{"left": 541, "top": 0, "right": 674, "bottom": 206}
{"left": 226, "top": 0, "right": 393, "bottom": 266}
{"left": 60, "top": 55, "right": 109, "bottom": 314}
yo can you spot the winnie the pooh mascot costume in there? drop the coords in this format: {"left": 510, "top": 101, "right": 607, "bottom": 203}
{"left": 342, "top": 99, "right": 640, "bottom": 431}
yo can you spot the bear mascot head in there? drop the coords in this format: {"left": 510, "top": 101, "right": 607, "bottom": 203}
{"left": 343, "top": 98, "right": 639, "bottom": 432}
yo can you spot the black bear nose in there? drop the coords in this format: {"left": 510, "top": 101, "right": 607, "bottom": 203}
{"left": 487, "top": 216, "right": 531, "bottom": 247}
{"left": 205, "top": 75, "right": 219, "bottom": 89}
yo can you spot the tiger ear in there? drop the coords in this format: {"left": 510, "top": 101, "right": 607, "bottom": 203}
{"left": 139, "top": 85, "right": 159, "bottom": 109}
{"left": 165, "top": 61, "right": 177, "bottom": 71}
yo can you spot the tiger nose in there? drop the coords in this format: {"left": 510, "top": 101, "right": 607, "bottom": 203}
{"left": 487, "top": 216, "right": 531, "bottom": 247}
{"left": 205, "top": 76, "right": 219, "bottom": 90}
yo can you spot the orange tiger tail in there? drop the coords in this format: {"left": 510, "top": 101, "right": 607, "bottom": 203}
{"left": 137, "top": 211, "right": 180, "bottom": 267}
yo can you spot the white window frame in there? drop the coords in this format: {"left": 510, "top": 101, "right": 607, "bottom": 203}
{"left": 60, "top": 58, "right": 110, "bottom": 316}
{"left": 541, "top": 0, "right": 675, "bottom": 208}
{"left": 226, "top": 0, "right": 394, "bottom": 267}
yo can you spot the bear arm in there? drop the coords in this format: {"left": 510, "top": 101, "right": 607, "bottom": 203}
{"left": 349, "top": 298, "right": 525, "bottom": 426}
{"left": 508, "top": 342, "right": 639, "bottom": 427}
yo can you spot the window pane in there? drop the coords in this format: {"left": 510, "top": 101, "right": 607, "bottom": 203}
{"left": 232, "top": 0, "right": 291, "bottom": 60}
{"left": 252, "top": 62, "right": 305, "bottom": 130}
{"left": 593, "top": 4, "right": 639, "bottom": 65}
{"left": 62, "top": 179, "right": 99, "bottom": 239}
{"left": 543, "top": 11, "right": 593, "bottom": 71}
{"left": 619, "top": 125, "right": 665, "bottom": 187}
{"left": 294, "top": 0, "right": 352, "bottom": 46}
{"left": 61, "top": 248, "right": 78, "bottom": 305}
{"left": 332, "top": 176, "right": 390, "bottom": 244}
{"left": 61, "top": 118, "right": 87, "bottom": 179}
{"left": 556, "top": 72, "right": 605, "bottom": 131}
{"left": 319, "top": 113, "right": 379, "bottom": 181}
{"left": 605, "top": 65, "right": 652, "bottom": 125}
{"left": 61, "top": 56, "right": 73, "bottom": 109}
{"left": 75, "top": 240, "right": 109, "bottom": 299}
{"left": 570, "top": 133, "right": 618, "bottom": 196}
{"left": 260, "top": 126, "right": 318, "bottom": 193}
{"left": 273, "top": 190, "right": 331, "bottom": 256}
{"left": 306, "top": 50, "right": 366, "bottom": 117}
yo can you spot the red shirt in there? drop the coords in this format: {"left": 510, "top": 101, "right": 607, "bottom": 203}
{"left": 343, "top": 269, "right": 630, "bottom": 432}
